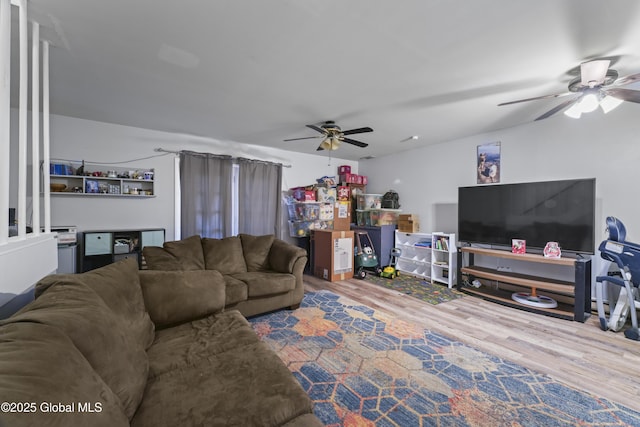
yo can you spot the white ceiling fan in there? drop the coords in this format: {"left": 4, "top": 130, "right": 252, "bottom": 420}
{"left": 499, "top": 59, "right": 640, "bottom": 120}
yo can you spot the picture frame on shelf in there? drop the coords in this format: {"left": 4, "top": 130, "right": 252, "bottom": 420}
{"left": 85, "top": 179, "right": 99, "bottom": 194}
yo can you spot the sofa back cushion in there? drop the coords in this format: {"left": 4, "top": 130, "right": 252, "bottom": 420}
{"left": 139, "top": 270, "right": 226, "bottom": 328}
{"left": 202, "top": 236, "right": 247, "bottom": 274}
{"left": 144, "top": 235, "right": 205, "bottom": 271}
{"left": 239, "top": 234, "right": 275, "bottom": 272}
{"left": 0, "top": 322, "right": 130, "bottom": 427}
{"left": 5, "top": 280, "right": 149, "bottom": 420}
{"left": 35, "top": 258, "right": 155, "bottom": 350}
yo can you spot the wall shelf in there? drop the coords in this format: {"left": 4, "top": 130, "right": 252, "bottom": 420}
{"left": 49, "top": 167, "right": 155, "bottom": 198}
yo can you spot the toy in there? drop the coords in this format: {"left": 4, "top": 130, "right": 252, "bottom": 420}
{"left": 353, "top": 231, "right": 381, "bottom": 279}
{"left": 379, "top": 248, "right": 402, "bottom": 279}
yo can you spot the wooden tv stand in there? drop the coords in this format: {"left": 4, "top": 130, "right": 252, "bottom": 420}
{"left": 457, "top": 247, "right": 591, "bottom": 322}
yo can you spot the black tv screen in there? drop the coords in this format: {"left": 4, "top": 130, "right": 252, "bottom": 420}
{"left": 458, "top": 178, "right": 595, "bottom": 254}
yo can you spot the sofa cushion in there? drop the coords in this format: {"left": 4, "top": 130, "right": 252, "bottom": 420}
{"left": 231, "top": 272, "right": 296, "bottom": 298}
{"left": 133, "top": 336, "right": 313, "bottom": 427}
{"left": 202, "top": 236, "right": 247, "bottom": 274}
{"left": 143, "top": 246, "right": 182, "bottom": 270}
{"left": 146, "top": 310, "right": 260, "bottom": 379}
{"left": 34, "top": 258, "right": 155, "bottom": 350}
{"left": 0, "top": 322, "right": 129, "bottom": 427}
{"left": 269, "top": 239, "right": 308, "bottom": 273}
{"left": 223, "top": 275, "right": 249, "bottom": 306}
{"left": 139, "top": 270, "right": 226, "bottom": 328}
{"left": 5, "top": 281, "right": 148, "bottom": 420}
{"left": 239, "top": 234, "right": 275, "bottom": 272}
{"left": 144, "top": 235, "right": 205, "bottom": 271}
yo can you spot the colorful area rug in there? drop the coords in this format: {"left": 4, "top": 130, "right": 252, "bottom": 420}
{"left": 363, "top": 273, "right": 465, "bottom": 305}
{"left": 250, "top": 291, "right": 640, "bottom": 427}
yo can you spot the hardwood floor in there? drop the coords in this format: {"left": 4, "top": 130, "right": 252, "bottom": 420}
{"left": 304, "top": 274, "right": 640, "bottom": 411}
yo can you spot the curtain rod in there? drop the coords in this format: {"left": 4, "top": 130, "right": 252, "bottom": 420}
{"left": 154, "top": 148, "right": 292, "bottom": 168}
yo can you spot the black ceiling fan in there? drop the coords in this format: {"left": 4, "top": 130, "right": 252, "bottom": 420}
{"left": 284, "top": 121, "right": 373, "bottom": 151}
{"left": 498, "top": 59, "right": 640, "bottom": 120}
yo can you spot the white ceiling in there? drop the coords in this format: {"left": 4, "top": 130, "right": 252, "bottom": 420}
{"left": 16, "top": 0, "right": 640, "bottom": 160}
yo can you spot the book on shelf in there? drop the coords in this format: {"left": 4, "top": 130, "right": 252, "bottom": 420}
{"left": 415, "top": 240, "right": 432, "bottom": 248}
{"left": 434, "top": 236, "right": 449, "bottom": 251}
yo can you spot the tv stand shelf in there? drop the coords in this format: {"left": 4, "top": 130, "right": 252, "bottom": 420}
{"left": 458, "top": 247, "right": 591, "bottom": 322}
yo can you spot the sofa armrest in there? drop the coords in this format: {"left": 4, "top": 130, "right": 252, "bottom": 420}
{"left": 268, "top": 239, "right": 308, "bottom": 273}
{"left": 138, "top": 270, "right": 225, "bottom": 328}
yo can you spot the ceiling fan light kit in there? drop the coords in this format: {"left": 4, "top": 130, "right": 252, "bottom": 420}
{"left": 500, "top": 59, "right": 639, "bottom": 121}
{"left": 285, "top": 121, "right": 373, "bottom": 152}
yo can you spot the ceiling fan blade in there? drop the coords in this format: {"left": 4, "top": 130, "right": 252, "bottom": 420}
{"left": 283, "top": 136, "right": 321, "bottom": 142}
{"left": 580, "top": 60, "right": 610, "bottom": 86}
{"left": 342, "top": 137, "right": 368, "bottom": 148}
{"left": 306, "top": 124, "right": 326, "bottom": 134}
{"left": 341, "top": 127, "right": 373, "bottom": 136}
{"left": 602, "top": 88, "right": 640, "bottom": 103}
{"left": 615, "top": 72, "right": 640, "bottom": 86}
{"left": 498, "top": 92, "right": 572, "bottom": 106}
{"left": 534, "top": 97, "right": 579, "bottom": 121}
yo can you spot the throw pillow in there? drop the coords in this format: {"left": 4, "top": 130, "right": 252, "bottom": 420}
{"left": 202, "top": 236, "right": 247, "bottom": 274}
{"left": 239, "top": 234, "right": 275, "bottom": 272}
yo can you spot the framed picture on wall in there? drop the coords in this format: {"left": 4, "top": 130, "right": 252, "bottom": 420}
{"left": 477, "top": 141, "right": 501, "bottom": 184}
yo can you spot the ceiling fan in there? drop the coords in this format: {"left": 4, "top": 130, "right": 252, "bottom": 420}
{"left": 284, "top": 121, "right": 373, "bottom": 151}
{"left": 499, "top": 59, "right": 640, "bottom": 120}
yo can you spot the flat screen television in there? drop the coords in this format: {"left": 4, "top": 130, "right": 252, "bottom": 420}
{"left": 458, "top": 178, "right": 595, "bottom": 254}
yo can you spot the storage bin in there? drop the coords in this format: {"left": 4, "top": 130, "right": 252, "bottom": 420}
{"left": 356, "top": 194, "right": 383, "bottom": 210}
{"left": 338, "top": 165, "right": 351, "bottom": 174}
{"left": 356, "top": 209, "right": 401, "bottom": 226}
{"left": 287, "top": 202, "right": 321, "bottom": 221}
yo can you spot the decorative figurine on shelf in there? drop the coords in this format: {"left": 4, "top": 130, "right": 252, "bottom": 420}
{"left": 543, "top": 241, "right": 562, "bottom": 258}
{"left": 512, "top": 239, "right": 526, "bottom": 254}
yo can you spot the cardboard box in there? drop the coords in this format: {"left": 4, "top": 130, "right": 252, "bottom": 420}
{"left": 333, "top": 201, "right": 351, "bottom": 231}
{"left": 399, "top": 214, "right": 418, "bottom": 221}
{"left": 312, "top": 229, "right": 354, "bottom": 282}
{"left": 398, "top": 220, "right": 419, "bottom": 232}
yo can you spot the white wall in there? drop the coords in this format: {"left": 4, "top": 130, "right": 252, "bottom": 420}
{"left": 359, "top": 103, "right": 640, "bottom": 248}
{"left": 47, "top": 114, "right": 358, "bottom": 240}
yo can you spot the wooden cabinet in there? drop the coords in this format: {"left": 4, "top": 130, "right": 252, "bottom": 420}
{"left": 394, "top": 231, "right": 432, "bottom": 280}
{"left": 458, "top": 246, "right": 591, "bottom": 322}
{"left": 431, "top": 233, "right": 456, "bottom": 288}
{"left": 312, "top": 230, "right": 354, "bottom": 282}
{"left": 81, "top": 228, "right": 165, "bottom": 272}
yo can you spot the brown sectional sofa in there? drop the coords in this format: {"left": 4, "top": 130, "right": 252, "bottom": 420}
{"left": 0, "top": 246, "right": 322, "bottom": 426}
{"left": 142, "top": 234, "right": 308, "bottom": 317}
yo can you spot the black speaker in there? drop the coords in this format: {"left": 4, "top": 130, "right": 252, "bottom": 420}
{"left": 574, "top": 258, "right": 592, "bottom": 322}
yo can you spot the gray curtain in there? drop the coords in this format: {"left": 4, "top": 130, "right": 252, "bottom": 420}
{"left": 237, "top": 158, "right": 282, "bottom": 236}
{"left": 180, "top": 151, "right": 233, "bottom": 238}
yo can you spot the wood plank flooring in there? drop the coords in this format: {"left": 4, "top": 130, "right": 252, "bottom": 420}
{"left": 304, "top": 274, "right": 640, "bottom": 411}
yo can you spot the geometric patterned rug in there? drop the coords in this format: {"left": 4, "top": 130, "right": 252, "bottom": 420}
{"left": 363, "top": 274, "right": 465, "bottom": 305}
{"left": 250, "top": 291, "right": 640, "bottom": 426}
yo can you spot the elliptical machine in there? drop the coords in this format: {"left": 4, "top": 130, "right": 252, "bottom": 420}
{"left": 595, "top": 217, "right": 640, "bottom": 341}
